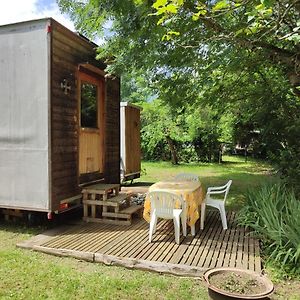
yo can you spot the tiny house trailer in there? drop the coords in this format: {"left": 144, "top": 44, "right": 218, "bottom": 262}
{"left": 0, "top": 18, "right": 120, "bottom": 217}
{"left": 120, "top": 102, "right": 142, "bottom": 183}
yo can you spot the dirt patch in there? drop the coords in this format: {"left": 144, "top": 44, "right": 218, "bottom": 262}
{"left": 210, "top": 271, "right": 266, "bottom": 295}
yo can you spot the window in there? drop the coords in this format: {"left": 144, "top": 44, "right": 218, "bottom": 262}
{"left": 80, "top": 82, "right": 98, "bottom": 128}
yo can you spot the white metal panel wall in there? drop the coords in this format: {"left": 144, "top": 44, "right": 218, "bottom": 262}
{"left": 0, "top": 20, "right": 50, "bottom": 211}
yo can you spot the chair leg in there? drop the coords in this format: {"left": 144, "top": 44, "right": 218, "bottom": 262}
{"left": 173, "top": 216, "right": 181, "bottom": 244}
{"left": 200, "top": 202, "right": 206, "bottom": 230}
{"left": 219, "top": 204, "right": 227, "bottom": 230}
{"left": 149, "top": 213, "right": 158, "bottom": 242}
{"left": 181, "top": 212, "right": 187, "bottom": 237}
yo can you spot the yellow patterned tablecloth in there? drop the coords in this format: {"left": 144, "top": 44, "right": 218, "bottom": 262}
{"left": 143, "top": 181, "right": 205, "bottom": 227}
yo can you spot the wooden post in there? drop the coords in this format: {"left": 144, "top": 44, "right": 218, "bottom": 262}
{"left": 83, "top": 193, "right": 88, "bottom": 218}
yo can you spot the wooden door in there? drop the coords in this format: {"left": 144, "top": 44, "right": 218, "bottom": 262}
{"left": 78, "top": 71, "right": 105, "bottom": 178}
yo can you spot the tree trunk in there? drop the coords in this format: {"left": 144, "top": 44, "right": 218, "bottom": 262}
{"left": 166, "top": 135, "right": 178, "bottom": 165}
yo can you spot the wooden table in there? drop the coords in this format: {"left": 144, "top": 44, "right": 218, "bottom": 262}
{"left": 143, "top": 181, "right": 205, "bottom": 235}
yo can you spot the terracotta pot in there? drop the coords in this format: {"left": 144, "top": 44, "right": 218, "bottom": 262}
{"left": 203, "top": 267, "right": 274, "bottom": 300}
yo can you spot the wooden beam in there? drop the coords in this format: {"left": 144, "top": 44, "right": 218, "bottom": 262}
{"left": 94, "top": 253, "right": 206, "bottom": 277}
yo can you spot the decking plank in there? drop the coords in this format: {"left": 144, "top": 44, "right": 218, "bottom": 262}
{"left": 191, "top": 211, "right": 219, "bottom": 267}
{"left": 113, "top": 224, "right": 153, "bottom": 257}
{"left": 141, "top": 224, "right": 175, "bottom": 261}
{"left": 203, "top": 219, "right": 227, "bottom": 268}
{"left": 23, "top": 210, "right": 261, "bottom": 276}
{"left": 228, "top": 221, "right": 241, "bottom": 268}
{"left": 248, "top": 232, "right": 255, "bottom": 271}
{"left": 254, "top": 236, "right": 261, "bottom": 272}
{"left": 235, "top": 225, "right": 246, "bottom": 269}
{"left": 74, "top": 223, "right": 133, "bottom": 252}
{"left": 181, "top": 211, "right": 215, "bottom": 266}
{"left": 42, "top": 223, "right": 96, "bottom": 247}
{"left": 103, "top": 221, "right": 150, "bottom": 256}
{"left": 153, "top": 231, "right": 187, "bottom": 263}
{"left": 72, "top": 224, "right": 120, "bottom": 252}
{"left": 43, "top": 223, "right": 102, "bottom": 248}
{"left": 113, "top": 220, "right": 171, "bottom": 258}
{"left": 92, "top": 221, "right": 146, "bottom": 253}
{"left": 212, "top": 211, "right": 235, "bottom": 268}
{"left": 55, "top": 224, "right": 116, "bottom": 250}
{"left": 242, "top": 229, "right": 250, "bottom": 270}
{"left": 222, "top": 217, "right": 237, "bottom": 268}
{"left": 209, "top": 212, "right": 234, "bottom": 268}
{"left": 196, "top": 212, "right": 223, "bottom": 267}
{"left": 131, "top": 221, "right": 173, "bottom": 259}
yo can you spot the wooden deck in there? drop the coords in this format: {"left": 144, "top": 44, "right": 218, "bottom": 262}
{"left": 18, "top": 210, "right": 261, "bottom": 277}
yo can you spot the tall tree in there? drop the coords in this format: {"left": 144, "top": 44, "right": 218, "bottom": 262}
{"left": 58, "top": 0, "right": 300, "bottom": 188}
{"left": 151, "top": 0, "right": 300, "bottom": 95}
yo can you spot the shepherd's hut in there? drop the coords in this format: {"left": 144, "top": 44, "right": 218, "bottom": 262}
{"left": 0, "top": 18, "right": 120, "bottom": 219}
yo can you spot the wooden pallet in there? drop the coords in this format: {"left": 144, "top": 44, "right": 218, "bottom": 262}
{"left": 82, "top": 183, "right": 143, "bottom": 225}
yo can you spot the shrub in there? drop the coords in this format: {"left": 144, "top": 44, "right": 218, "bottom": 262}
{"left": 237, "top": 184, "right": 300, "bottom": 275}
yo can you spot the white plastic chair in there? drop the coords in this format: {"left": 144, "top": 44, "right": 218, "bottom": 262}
{"left": 174, "top": 173, "right": 199, "bottom": 182}
{"left": 200, "top": 180, "right": 232, "bottom": 230}
{"left": 148, "top": 191, "right": 187, "bottom": 244}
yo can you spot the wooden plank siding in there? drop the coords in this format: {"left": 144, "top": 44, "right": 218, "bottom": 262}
{"left": 105, "top": 77, "right": 121, "bottom": 183}
{"left": 50, "top": 19, "right": 120, "bottom": 211}
{"left": 19, "top": 211, "right": 261, "bottom": 276}
{"left": 125, "top": 106, "right": 141, "bottom": 175}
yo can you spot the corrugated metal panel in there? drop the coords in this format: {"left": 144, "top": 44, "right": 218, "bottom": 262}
{"left": 0, "top": 19, "right": 50, "bottom": 211}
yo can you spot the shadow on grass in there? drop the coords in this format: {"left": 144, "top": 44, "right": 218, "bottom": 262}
{"left": 220, "top": 160, "right": 244, "bottom": 165}
{"left": 0, "top": 221, "right": 43, "bottom": 235}
{"left": 122, "top": 181, "right": 154, "bottom": 187}
{"left": 0, "top": 207, "right": 84, "bottom": 233}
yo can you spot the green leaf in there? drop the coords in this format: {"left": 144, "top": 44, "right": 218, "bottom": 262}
{"left": 261, "top": 0, "right": 274, "bottom": 7}
{"left": 157, "top": 16, "right": 166, "bottom": 25}
{"left": 153, "top": 0, "right": 168, "bottom": 9}
{"left": 212, "top": 0, "right": 229, "bottom": 11}
{"left": 192, "top": 9, "right": 207, "bottom": 21}
{"left": 165, "top": 4, "right": 178, "bottom": 13}
{"left": 288, "top": 34, "right": 300, "bottom": 43}
{"left": 192, "top": 14, "right": 199, "bottom": 21}
{"left": 162, "top": 30, "right": 180, "bottom": 41}
{"left": 247, "top": 15, "right": 255, "bottom": 23}
{"left": 168, "top": 31, "right": 180, "bottom": 36}
{"left": 133, "top": 0, "right": 143, "bottom": 4}
{"left": 155, "top": 7, "right": 168, "bottom": 15}
{"left": 255, "top": 4, "right": 265, "bottom": 10}
{"left": 235, "top": 28, "right": 246, "bottom": 36}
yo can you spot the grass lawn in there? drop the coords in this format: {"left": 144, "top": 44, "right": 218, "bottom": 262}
{"left": 138, "top": 155, "right": 275, "bottom": 210}
{"left": 0, "top": 224, "right": 208, "bottom": 300}
{"left": 0, "top": 155, "right": 299, "bottom": 299}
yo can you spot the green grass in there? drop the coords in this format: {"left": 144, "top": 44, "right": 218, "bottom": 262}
{"left": 0, "top": 224, "right": 209, "bottom": 300}
{"left": 138, "top": 155, "right": 276, "bottom": 210}
{"left": 1, "top": 155, "right": 299, "bottom": 299}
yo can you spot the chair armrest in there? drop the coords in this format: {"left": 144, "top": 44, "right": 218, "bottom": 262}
{"left": 207, "top": 184, "right": 228, "bottom": 191}
{"left": 207, "top": 189, "right": 226, "bottom": 195}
